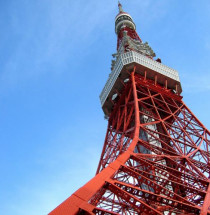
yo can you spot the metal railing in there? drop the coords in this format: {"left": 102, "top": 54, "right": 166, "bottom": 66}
{"left": 100, "top": 51, "right": 180, "bottom": 107}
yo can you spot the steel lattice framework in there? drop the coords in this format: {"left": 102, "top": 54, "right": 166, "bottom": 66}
{"left": 49, "top": 3, "right": 210, "bottom": 215}
{"left": 93, "top": 71, "right": 210, "bottom": 214}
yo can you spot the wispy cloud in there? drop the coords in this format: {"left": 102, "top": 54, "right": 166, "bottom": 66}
{"left": 181, "top": 73, "right": 210, "bottom": 93}
{"left": 0, "top": 0, "right": 115, "bottom": 92}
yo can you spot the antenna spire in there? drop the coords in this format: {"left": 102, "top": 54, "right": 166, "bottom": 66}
{"left": 118, "top": 1, "right": 123, "bottom": 13}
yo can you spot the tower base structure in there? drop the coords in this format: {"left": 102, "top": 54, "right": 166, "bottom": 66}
{"left": 49, "top": 68, "right": 210, "bottom": 215}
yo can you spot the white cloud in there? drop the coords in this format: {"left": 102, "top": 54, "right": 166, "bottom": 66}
{"left": 0, "top": 0, "right": 116, "bottom": 92}
{"left": 182, "top": 73, "right": 210, "bottom": 93}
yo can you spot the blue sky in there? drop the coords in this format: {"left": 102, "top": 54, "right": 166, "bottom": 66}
{"left": 0, "top": 0, "right": 210, "bottom": 214}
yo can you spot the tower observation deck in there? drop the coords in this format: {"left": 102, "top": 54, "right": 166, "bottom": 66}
{"left": 100, "top": 2, "right": 182, "bottom": 117}
{"left": 49, "top": 3, "right": 210, "bottom": 215}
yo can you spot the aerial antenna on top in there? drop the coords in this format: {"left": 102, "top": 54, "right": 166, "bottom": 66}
{"left": 118, "top": 1, "right": 123, "bottom": 12}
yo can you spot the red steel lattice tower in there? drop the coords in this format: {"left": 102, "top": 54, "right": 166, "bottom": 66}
{"left": 49, "top": 3, "right": 210, "bottom": 215}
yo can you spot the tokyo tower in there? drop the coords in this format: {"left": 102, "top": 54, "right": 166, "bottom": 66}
{"left": 49, "top": 2, "right": 210, "bottom": 215}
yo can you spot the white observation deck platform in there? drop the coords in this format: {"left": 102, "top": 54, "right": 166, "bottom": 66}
{"left": 100, "top": 51, "right": 182, "bottom": 116}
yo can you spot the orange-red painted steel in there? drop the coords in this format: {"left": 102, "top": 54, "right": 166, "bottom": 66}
{"left": 49, "top": 71, "right": 210, "bottom": 215}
